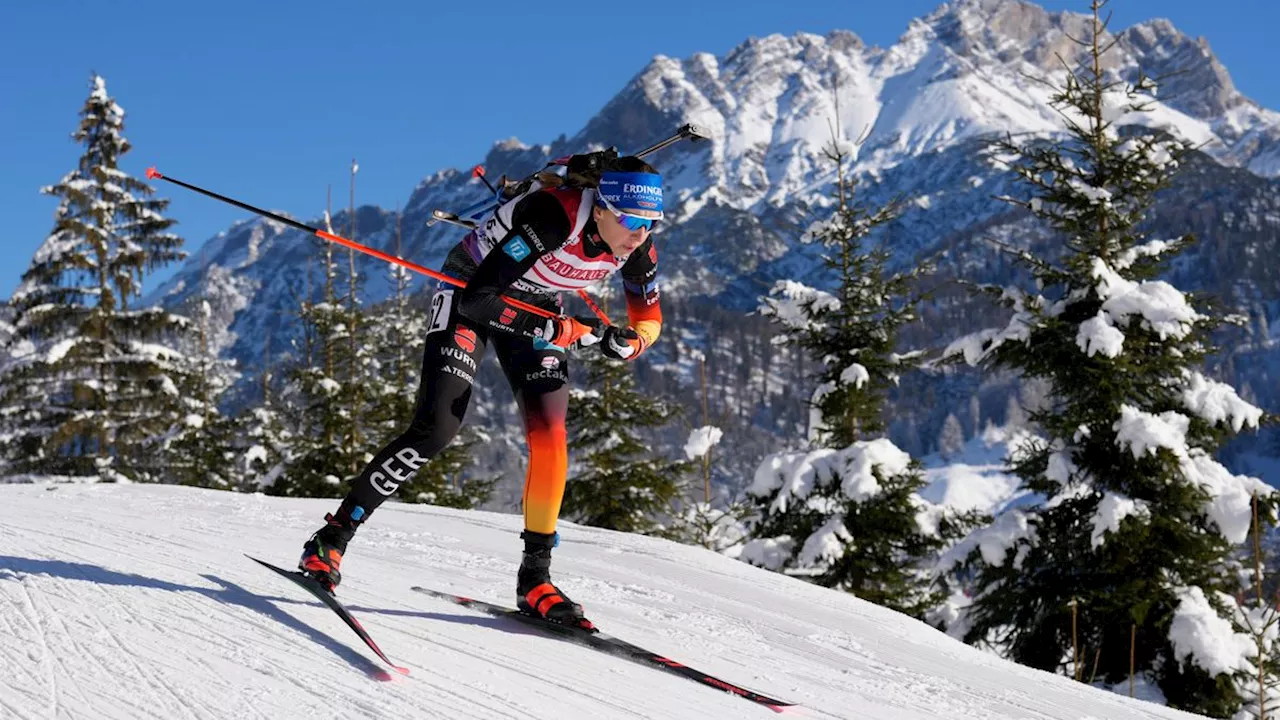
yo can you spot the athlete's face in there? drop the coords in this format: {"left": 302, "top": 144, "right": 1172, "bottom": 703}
{"left": 592, "top": 204, "right": 650, "bottom": 257}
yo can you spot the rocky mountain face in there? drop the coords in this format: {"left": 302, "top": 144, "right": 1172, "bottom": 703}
{"left": 146, "top": 0, "right": 1280, "bottom": 500}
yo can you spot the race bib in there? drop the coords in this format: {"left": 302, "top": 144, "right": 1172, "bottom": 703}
{"left": 427, "top": 289, "right": 454, "bottom": 335}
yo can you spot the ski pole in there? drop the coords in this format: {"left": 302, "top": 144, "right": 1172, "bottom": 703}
{"left": 145, "top": 167, "right": 560, "bottom": 321}
{"left": 632, "top": 123, "right": 712, "bottom": 158}
{"left": 470, "top": 164, "right": 500, "bottom": 195}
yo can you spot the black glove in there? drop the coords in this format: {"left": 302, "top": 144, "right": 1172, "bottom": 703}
{"left": 600, "top": 325, "right": 641, "bottom": 360}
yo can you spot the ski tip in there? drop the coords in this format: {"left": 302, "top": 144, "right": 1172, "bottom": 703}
{"left": 393, "top": 665, "right": 410, "bottom": 676}
{"left": 145, "top": 166, "right": 162, "bottom": 180}
{"left": 470, "top": 164, "right": 486, "bottom": 178}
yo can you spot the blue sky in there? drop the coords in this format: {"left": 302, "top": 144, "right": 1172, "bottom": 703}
{"left": 3, "top": 0, "right": 1277, "bottom": 299}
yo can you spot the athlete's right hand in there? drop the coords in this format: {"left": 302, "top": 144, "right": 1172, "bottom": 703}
{"left": 542, "top": 315, "right": 603, "bottom": 349}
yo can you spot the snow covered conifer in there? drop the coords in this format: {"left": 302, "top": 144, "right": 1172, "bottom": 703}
{"left": 235, "top": 339, "right": 294, "bottom": 492}
{"left": 1233, "top": 494, "right": 1280, "bottom": 720}
{"left": 939, "top": 4, "right": 1275, "bottom": 714}
{"left": 938, "top": 413, "right": 966, "bottom": 458}
{"left": 364, "top": 227, "right": 424, "bottom": 442}
{"left": 0, "top": 75, "right": 189, "bottom": 482}
{"left": 0, "top": 301, "right": 22, "bottom": 476}
{"left": 273, "top": 227, "right": 372, "bottom": 497}
{"left": 162, "top": 295, "right": 241, "bottom": 489}
{"left": 563, "top": 332, "right": 692, "bottom": 535}
{"left": 742, "top": 93, "right": 965, "bottom": 619}
{"left": 271, "top": 213, "right": 490, "bottom": 506}
{"left": 0, "top": 302, "right": 13, "bottom": 352}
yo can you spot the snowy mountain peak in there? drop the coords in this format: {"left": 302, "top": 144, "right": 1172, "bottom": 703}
{"left": 914, "top": 0, "right": 1082, "bottom": 64}
{"left": 627, "top": 1, "right": 1280, "bottom": 193}
{"left": 1120, "top": 20, "right": 1243, "bottom": 118}
{"left": 462, "top": 0, "right": 1273, "bottom": 213}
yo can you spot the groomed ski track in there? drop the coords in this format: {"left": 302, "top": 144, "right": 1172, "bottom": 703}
{"left": 0, "top": 484, "right": 1202, "bottom": 719}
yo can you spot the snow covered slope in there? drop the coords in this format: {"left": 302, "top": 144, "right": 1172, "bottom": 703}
{"left": 0, "top": 484, "right": 1202, "bottom": 719}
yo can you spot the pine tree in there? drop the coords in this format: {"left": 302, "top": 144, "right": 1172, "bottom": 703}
{"left": 161, "top": 294, "right": 241, "bottom": 488}
{"left": 0, "top": 75, "right": 188, "bottom": 482}
{"left": 0, "top": 300, "right": 22, "bottom": 476}
{"left": 272, "top": 203, "right": 490, "bottom": 508}
{"left": 939, "top": 4, "right": 1274, "bottom": 714}
{"left": 1236, "top": 494, "right": 1280, "bottom": 720}
{"left": 238, "top": 348, "right": 292, "bottom": 492}
{"left": 563, "top": 336, "right": 692, "bottom": 535}
{"left": 364, "top": 211, "right": 422, "bottom": 445}
{"left": 272, "top": 212, "right": 370, "bottom": 497}
{"left": 938, "top": 413, "right": 966, "bottom": 458}
{"left": 1005, "top": 394, "right": 1028, "bottom": 429}
{"left": 760, "top": 190, "right": 916, "bottom": 445}
{"left": 0, "top": 302, "right": 13, "bottom": 350}
{"left": 743, "top": 89, "right": 968, "bottom": 619}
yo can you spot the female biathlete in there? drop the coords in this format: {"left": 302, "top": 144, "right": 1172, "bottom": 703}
{"left": 298, "top": 155, "right": 664, "bottom": 629}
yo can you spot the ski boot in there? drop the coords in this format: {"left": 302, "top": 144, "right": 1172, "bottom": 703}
{"left": 299, "top": 512, "right": 358, "bottom": 593}
{"left": 516, "top": 530, "right": 594, "bottom": 631}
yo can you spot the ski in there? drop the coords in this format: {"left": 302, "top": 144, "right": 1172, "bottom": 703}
{"left": 248, "top": 555, "right": 409, "bottom": 675}
{"left": 411, "top": 586, "right": 794, "bottom": 712}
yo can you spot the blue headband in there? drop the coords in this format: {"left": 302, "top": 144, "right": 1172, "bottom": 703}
{"left": 597, "top": 171, "right": 664, "bottom": 218}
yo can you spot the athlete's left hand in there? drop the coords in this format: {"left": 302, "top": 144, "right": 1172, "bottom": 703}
{"left": 600, "top": 325, "right": 642, "bottom": 360}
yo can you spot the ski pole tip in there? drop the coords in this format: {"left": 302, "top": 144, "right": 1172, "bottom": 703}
{"left": 685, "top": 124, "right": 712, "bottom": 142}
{"left": 471, "top": 164, "right": 486, "bottom": 178}
{"left": 145, "top": 166, "right": 162, "bottom": 180}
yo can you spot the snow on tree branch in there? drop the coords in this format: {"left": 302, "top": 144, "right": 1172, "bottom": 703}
{"left": 748, "top": 439, "right": 913, "bottom": 514}
{"left": 1169, "top": 587, "right": 1254, "bottom": 676}
{"left": 798, "top": 515, "right": 853, "bottom": 569}
{"left": 1113, "top": 405, "right": 1271, "bottom": 543}
{"left": 942, "top": 289, "right": 1039, "bottom": 366}
{"left": 1091, "top": 258, "right": 1200, "bottom": 340}
{"left": 736, "top": 536, "right": 795, "bottom": 572}
{"left": 937, "top": 509, "right": 1036, "bottom": 572}
{"left": 759, "top": 280, "right": 840, "bottom": 336}
{"left": 1181, "top": 370, "right": 1264, "bottom": 433}
{"left": 1113, "top": 239, "right": 1173, "bottom": 270}
{"left": 1075, "top": 311, "right": 1125, "bottom": 358}
{"left": 1090, "top": 492, "right": 1149, "bottom": 549}
{"left": 840, "top": 363, "right": 869, "bottom": 389}
{"left": 683, "top": 426, "right": 723, "bottom": 460}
